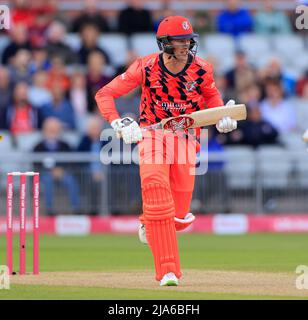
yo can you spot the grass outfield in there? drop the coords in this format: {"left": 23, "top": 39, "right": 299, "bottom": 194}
{"left": 0, "top": 233, "right": 308, "bottom": 299}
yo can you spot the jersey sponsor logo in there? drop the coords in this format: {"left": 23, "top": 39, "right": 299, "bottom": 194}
{"left": 155, "top": 100, "right": 190, "bottom": 112}
{"left": 185, "top": 81, "right": 198, "bottom": 92}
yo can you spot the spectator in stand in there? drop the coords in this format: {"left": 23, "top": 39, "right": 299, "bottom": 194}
{"left": 2, "top": 24, "right": 31, "bottom": 65}
{"left": 77, "top": 115, "right": 106, "bottom": 215}
{"left": 11, "top": 0, "right": 55, "bottom": 28}
{"left": 296, "top": 70, "right": 308, "bottom": 97}
{"left": 225, "top": 50, "right": 256, "bottom": 98}
{"left": 260, "top": 80, "right": 296, "bottom": 134}
{"left": 238, "top": 84, "right": 262, "bottom": 106}
{"left": 258, "top": 57, "right": 296, "bottom": 97}
{"left": 117, "top": 0, "right": 154, "bottom": 35}
{"left": 28, "top": 71, "right": 53, "bottom": 108}
{"left": 8, "top": 49, "right": 32, "bottom": 86}
{"left": 191, "top": 10, "right": 214, "bottom": 35}
{"left": 152, "top": 3, "right": 175, "bottom": 32}
{"left": 0, "top": 67, "right": 12, "bottom": 129}
{"left": 6, "top": 82, "right": 38, "bottom": 135}
{"left": 86, "top": 51, "right": 112, "bottom": 111}
{"left": 39, "top": 83, "right": 76, "bottom": 130}
{"left": 215, "top": 74, "right": 235, "bottom": 103}
{"left": 29, "top": 46, "right": 51, "bottom": 75}
{"left": 33, "top": 117, "right": 81, "bottom": 216}
{"left": 254, "top": 0, "right": 292, "bottom": 34}
{"left": 216, "top": 0, "right": 253, "bottom": 37}
{"left": 77, "top": 23, "right": 110, "bottom": 65}
{"left": 46, "top": 21, "right": 77, "bottom": 64}
{"left": 28, "top": 9, "right": 53, "bottom": 48}
{"left": 46, "top": 55, "right": 70, "bottom": 92}
{"left": 69, "top": 71, "right": 92, "bottom": 129}
{"left": 11, "top": 0, "right": 35, "bottom": 28}
{"left": 229, "top": 104, "right": 279, "bottom": 148}
{"left": 71, "top": 0, "right": 110, "bottom": 33}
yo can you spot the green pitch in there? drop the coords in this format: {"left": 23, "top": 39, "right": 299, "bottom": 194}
{"left": 0, "top": 233, "right": 308, "bottom": 299}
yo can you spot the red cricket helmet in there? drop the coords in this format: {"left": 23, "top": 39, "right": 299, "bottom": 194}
{"left": 156, "top": 16, "right": 199, "bottom": 55}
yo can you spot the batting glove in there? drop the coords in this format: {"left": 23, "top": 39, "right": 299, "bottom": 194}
{"left": 111, "top": 117, "right": 143, "bottom": 144}
{"left": 216, "top": 100, "right": 238, "bottom": 133}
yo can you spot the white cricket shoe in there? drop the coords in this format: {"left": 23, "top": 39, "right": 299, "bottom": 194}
{"left": 138, "top": 224, "right": 148, "bottom": 244}
{"left": 160, "top": 272, "right": 179, "bottom": 286}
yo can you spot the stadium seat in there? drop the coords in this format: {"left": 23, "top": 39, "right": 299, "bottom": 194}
{"left": 293, "top": 98, "right": 308, "bottom": 132}
{"left": 294, "top": 152, "right": 308, "bottom": 187}
{"left": 291, "top": 51, "right": 308, "bottom": 74}
{"left": 0, "top": 152, "right": 28, "bottom": 190}
{"left": 130, "top": 33, "right": 158, "bottom": 57}
{"left": 0, "top": 130, "right": 14, "bottom": 152}
{"left": 98, "top": 33, "right": 128, "bottom": 66}
{"left": 272, "top": 35, "right": 305, "bottom": 62}
{"left": 15, "top": 131, "right": 43, "bottom": 152}
{"left": 203, "top": 34, "right": 235, "bottom": 72}
{"left": 61, "top": 131, "right": 82, "bottom": 149}
{"left": 252, "top": 52, "right": 281, "bottom": 69}
{"left": 279, "top": 132, "right": 307, "bottom": 151}
{"left": 224, "top": 146, "right": 256, "bottom": 189}
{"left": 238, "top": 35, "right": 271, "bottom": 63}
{"left": 257, "top": 146, "right": 293, "bottom": 188}
{"left": 203, "top": 34, "right": 235, "bottom": 57}
{"left": 63, "top": 33, "right": 82, "bottom": 51}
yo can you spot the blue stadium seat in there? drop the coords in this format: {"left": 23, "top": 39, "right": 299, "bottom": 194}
{"left": 62, "top": 130, "right": 82, "bottom": 149}
{"left": 279, "top": 132, "right": 306, "bottom": 151}
{"left": 15, "top": 131, "right": 43, "bottom": 152}
{"left": 293, "top": 98, "right": 308, "bottom": 132}
{"left": 130, "top": 33, "right": 158, "bottom": 57}
{"left": 0, "top": 130, "right": 14, "bottom": 152}
{"left": 203, "top": 34, "right": 235, "bottom": 57}
{"left": 98, "top": 33, "right": 128, "bottom": 66}
{"left": 294, "top": 151, "right": 308, "bottom": 188}
{"left": 203, "top": 34, "right": 236, "bottom": 73}
{"left": 238, "top": 35, "right": 271, "bottom": 64}
{"left": 224, "top": 146, "right": 256, "bottom": 189}
{"left": 272, "top": 35, "right": 305, "bottom": 62}
{"left": 257, "top": 146, "right": 293, "bottom": 189}
{"left": 63, "top": 33, "right": 82, "bottom": 51}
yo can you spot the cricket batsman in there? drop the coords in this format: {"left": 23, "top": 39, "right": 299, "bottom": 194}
{"left": 95, "top": 16, "right": 237, "bottom": 286}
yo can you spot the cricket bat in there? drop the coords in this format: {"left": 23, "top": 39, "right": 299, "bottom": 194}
{"left": 141, "top": 104, "right": 247, "bottom": 132}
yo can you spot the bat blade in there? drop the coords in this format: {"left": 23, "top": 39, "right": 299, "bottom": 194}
{"left": 142, "top": 104, "right": 247, "bottom": 132}
{"left": 184, "top": 104, "right": 247, "bottom": 128}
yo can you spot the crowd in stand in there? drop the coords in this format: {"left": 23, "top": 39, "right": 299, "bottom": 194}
{"left": 1, "top": 0, "right": 307, "bottom": 214}
{"left": 0, "top": 0, "right": 307, "bottom": 146}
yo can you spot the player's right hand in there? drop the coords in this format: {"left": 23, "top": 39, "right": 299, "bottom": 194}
{"left": 111, "top": 117, "right": 143, "bottom": 144}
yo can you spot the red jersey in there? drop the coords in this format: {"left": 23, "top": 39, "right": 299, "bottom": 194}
{"left": 95, "top": 53, "right": 224, "bottom": 126}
